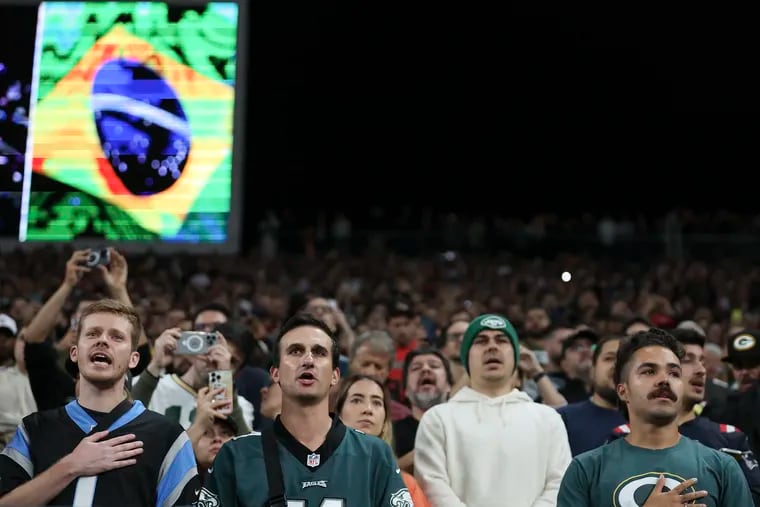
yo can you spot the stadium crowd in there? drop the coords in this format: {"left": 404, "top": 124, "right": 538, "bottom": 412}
{"left": 1, "top": 236, "right": 759, "bottom": 505}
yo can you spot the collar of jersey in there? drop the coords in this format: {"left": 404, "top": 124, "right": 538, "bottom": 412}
{"left": 273, "top": 413, "right": 346, "bottom": 471}
{"left": 65, "top": 399, "right": 145, "bottom": 434}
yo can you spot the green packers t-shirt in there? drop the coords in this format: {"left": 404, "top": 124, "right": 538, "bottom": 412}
{"left": 558, "top": 435, "right": 752, "bottom": 507}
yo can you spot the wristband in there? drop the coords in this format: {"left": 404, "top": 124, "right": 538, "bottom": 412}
{"left": 532, "top": 371, "right": 547, "bottom": 383}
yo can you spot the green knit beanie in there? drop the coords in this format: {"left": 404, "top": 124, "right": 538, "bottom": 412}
{"left": 460, "top": 314, "right": 520, "bottom": 374}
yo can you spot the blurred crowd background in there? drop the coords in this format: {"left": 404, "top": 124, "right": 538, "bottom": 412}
{"left": 3, "top": 204, "right": 760, "bottom": 503}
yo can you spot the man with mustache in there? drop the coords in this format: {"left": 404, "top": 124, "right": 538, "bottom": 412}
{"left": 415, "top": 314, "right": 571, "bottom": 506}
{"left": 559, "top": 328, "right": 752, "bottom": 507}
{"left": 557, "top": 334, "right": 626, "bottom": 456}
{"left": 608, "top": 327, "right": 760, "bottom": 505}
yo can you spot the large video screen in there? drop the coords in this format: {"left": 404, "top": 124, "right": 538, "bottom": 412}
{"left": 0, "top": 0, "right": 246, "bottom": 251}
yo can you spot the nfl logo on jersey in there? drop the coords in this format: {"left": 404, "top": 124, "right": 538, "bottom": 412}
{"left": 306, "top": 453, "right": 320, "bottom": 467}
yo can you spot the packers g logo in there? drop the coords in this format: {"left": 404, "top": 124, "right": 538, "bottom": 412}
{"left": 613, "top": 472, "right": 696, "bottom": 507}
{"left": 733, "top": 334, "right": 756, "bottom": 351}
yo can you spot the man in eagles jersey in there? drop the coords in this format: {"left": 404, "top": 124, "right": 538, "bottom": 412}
{"left": 199, "top": 313, "right": 411, "bottom": 506}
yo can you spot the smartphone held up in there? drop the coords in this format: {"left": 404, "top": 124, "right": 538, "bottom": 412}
{"left": 209, "top": 370, "right": 234, "bottom": 415}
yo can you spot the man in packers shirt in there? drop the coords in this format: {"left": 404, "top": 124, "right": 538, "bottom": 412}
{"left": 559, "top": 328, "right": 752, "bottom": 507}
{"left": 0, "top": 299, "right": 200, "bottom": 506}
{"left": 199, "top": 313, "right": 410, "bottom": 506}
{"left": 607, "top": 327, "right": 760, "bottom": 505}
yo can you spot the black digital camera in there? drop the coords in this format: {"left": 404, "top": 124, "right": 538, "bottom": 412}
{"left": 85, "top": 248, "right": 111, "bottom": 267}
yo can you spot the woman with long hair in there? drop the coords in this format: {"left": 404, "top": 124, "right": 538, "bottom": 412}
{"left": 334, "top": 374, "right": 431, "bottom": 507}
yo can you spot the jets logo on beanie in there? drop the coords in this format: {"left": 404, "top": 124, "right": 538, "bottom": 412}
{"left": 460, "top": 314, "right": 520, "bottom": 374}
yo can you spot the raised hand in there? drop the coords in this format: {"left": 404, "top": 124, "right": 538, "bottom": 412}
{"left": 643, "top": 475, "right": 708, "bottom": 507}
{"left": 146, "top": 327, "right": 180, "bottom": 376}
{"left": 61, "top": 431, "right": 144, "bottom": 477}
{"left": 207, "top": 332, "right": 232, "bottom": 371}
{"left": 518, "top": 348, "right": 543, "bottom": 379}
{"left": 195, "top": 386, "right": 231, "bottom": 429}
{"left": 63, "top": 250, "right": 91, "bottom": 288}
{"left": 99, "top": 248, "right": 128, "bottom": 292}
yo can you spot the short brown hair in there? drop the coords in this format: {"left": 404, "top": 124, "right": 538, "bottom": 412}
{"left": 78, "top": 299, "right": 141, "bottom": 350}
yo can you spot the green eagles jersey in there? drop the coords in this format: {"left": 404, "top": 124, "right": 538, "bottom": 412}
{"left": 198, "top": 415, "right": 412, "bottom": 507}
{"left": 558, "top": 435, "right": 753, "bottom": 507}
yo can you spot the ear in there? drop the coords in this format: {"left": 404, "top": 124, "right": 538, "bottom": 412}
{"left": 270, "top": 365, "right": 280, "bottom": 385}
{"left": 70, "top": 344, "right": 79, "bottom": 364}
{"left": 129, "top": 350, "right": 140, "bottom": 369}
{"left": 331, "top": 367, "right": 340, "bottom": 387}
{"left": 616, "top": 382, "right": 628, "bottom": 404}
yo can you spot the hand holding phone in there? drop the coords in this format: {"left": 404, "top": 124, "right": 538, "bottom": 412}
{"left": 208, "top": 370, "right": 233, "bottom": 415}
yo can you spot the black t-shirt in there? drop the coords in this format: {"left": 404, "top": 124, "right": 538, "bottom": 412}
{"left": 703, "top": 382, "right": 760, "bottom": 457}
{"left": 0, "top": 399, "right": 200, "bottom": 506}
{"left": 392, "top": 415, "right": 419, "bottom": 457}
{"left": 548, "top": 371, "right": 589, "bottom": 404}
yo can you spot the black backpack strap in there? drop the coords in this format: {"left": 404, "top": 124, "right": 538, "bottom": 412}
{"left": 261, "top": 426, "right": 287, "bottom": 507}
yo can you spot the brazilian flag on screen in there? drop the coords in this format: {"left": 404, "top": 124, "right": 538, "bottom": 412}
{"left": 25, "top": 1, "right": 238, "bottom": 242}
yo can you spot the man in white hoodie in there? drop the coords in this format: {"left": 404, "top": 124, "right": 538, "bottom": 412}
{"left": 414, "top": 313, "right": 572, "bottom": 506}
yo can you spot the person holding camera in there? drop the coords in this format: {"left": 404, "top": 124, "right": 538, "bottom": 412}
{"left": 187, "top": 385, "right": 237, "bottom": 485}
{"left": 21, "top": 248, "right": 149, "bottom": 411}
{"left": 135, "top": 327, "right": 253, "bottom": 434}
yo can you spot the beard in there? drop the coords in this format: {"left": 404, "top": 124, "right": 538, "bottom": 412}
{"left": 408, "top": 390, "right": 447, "bottom": 411}
{"left": 594, "top": 384, "right": 619, "bottom": 407}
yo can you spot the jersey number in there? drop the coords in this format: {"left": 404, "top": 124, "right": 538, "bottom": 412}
{"left": 287, "top": 499, "right": 345, "bottom": 507}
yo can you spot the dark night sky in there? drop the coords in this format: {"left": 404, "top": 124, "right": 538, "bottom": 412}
{"left": 241, "top": 2, "right": 759, "bottom": 224}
